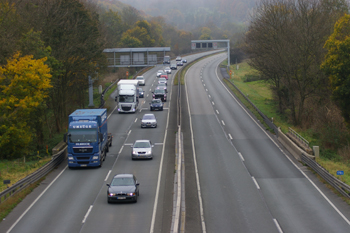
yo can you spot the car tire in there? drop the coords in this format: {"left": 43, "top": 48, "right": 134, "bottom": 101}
{"left": 150, "top": 107, "right": 153, "bottom": 111}
{"left": 107, "top": 197, "right": 111, "bottom": 204}
{"left": 161, "top": 107, "right": 163, "bottom": 111}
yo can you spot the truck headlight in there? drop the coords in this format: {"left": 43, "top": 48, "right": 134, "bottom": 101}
{"left": 92, "top": 156, "right": 99, "bottom": 160}
{"left": 68, "top": 157, "right": 74, "bottom": 160}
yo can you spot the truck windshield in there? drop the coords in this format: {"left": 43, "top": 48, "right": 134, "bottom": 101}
{"left": 69, "top": 128, "right": 97, "bottom": 143}
{"left": 119, "top": 95, "right": 134, "bottom": 103}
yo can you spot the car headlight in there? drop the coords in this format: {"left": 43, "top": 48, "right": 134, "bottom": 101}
{"left": 108, "top": 193, "right": 116, "bottom": 197}
{"left": 127, "top": 193, "right": 135, "bottom": 196}
{"left": 92, "top": 156, "right": 99, "bottom": 160}
{"left": 133, "top": 151, "right": 138, "bottom": 155}
{"left": 146, "top": 150, "right": 152, "bottom": 155}
{"left": 68, "top": 157, "right": 74, "bottom": 160}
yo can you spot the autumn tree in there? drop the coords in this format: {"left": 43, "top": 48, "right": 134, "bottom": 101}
{"left": 0, "top": 52, "right": 52, "bottom": 159}
{"left": 322, "top": 14, "right": 350, "bottom": 126}
{"left": 99, "top": 9, "right": 124, "bottom": 48}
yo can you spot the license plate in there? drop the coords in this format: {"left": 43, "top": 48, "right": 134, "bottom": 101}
{"left": 117, "top": 197, "right": 126, "bottom": 200}
{"left": 81, "top": 164, "right": 87, "bottom": 167}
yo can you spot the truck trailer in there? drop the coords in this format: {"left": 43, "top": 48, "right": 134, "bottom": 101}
{"left": 115, "top": 79, "right": 139, "bottom": 113}
{"left": 64, "top": 109, "right": 112, "bottom": 168}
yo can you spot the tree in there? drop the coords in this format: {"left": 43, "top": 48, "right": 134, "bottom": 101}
{"left": 322, "top": 14, "right": 350, "bottom": 126}
{"left": 0, "top": 52, "right": 52, "bottom": 159}
{"left": 99, "top": 9, "right": 124, "bottom": 48}
{"left": 245, "top": 0, "right": 348, "bottom": 125}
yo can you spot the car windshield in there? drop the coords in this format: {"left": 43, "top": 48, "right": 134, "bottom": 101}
{"left": 119, "top": 95, "right": 134, "bottom": 103}
{"left": 159, "top": 78, "right": 166, "bottom": 81}
{"left": 111, "top": 177, "right": 135, "bottom": 186}
{"left": 154, "top": 89, "right": 165, "bottom": 94}
{"left": 134, "top": 141, "right": 151, "bottom": 148}
{"left": 138, "top": 88, "right": 143, "bottom": 92}
{"left": 158, "top": 70, "right": 163, "bottom": 73}
{"left": 158, "top": 84, "right": 166, "bottom": 87}
{"left": 136, "top": 77, "right": 143, "bottom": 80}
{"left": 152, "top": 99, "right": 161, "bottom": 104}
{"left": 165, "top": 67, "right": 170, "bottom": 70}
{"left": 69, "top": 128, "right": 97, "bottom": 143}
{"left": 143, "top": 115, "right": 155, "bottom": 120}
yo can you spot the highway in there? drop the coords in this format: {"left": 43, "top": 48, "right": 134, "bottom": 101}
{"left": 182, "top": 53, "right": 350, "bottom": 232}
{"left": 1, "top": 50, "right": 350, "bottom": 233}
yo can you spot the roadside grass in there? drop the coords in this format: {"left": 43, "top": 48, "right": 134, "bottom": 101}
{"left": 225, "top": 60, "right": 350, "bottom": 189}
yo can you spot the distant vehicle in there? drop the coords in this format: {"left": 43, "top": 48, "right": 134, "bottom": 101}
{"left": 106, "top": 174, "right": 139, "bottom": 203}
{"left": 136, "top": 76, "right": 145, "bottom": 86}
{"left": 138, "top": 87, "right": 144, "bottom": 98}
{"left": 156, "top": 83, "right": 167, "bottom": 92}
{"left": 170, "top": 63, "right": 177, "bottom": 70}
{"left": 131, "top": 140, "right": 154, "bottom": 160}
{"left": 153, "top": 88, "right": 167, "bottom": 102}
{"left": 182, "top": 59, "right": 187, "bottom": 63}
{"left": 141, "top": 113, "right": 157, "bottom": 128}
{"left": 176, "top": 56, "right": 182, "bottom": 61}
{"left": 163, "top": 55, "right": 170, "bottom": 64}
{"left": 177, "top": 61, "right": 183, "bottom": 66}
{"left": 150, "top": 99, "right": 164, "bottom": 111}
{"left": 158, "top": 77, "right": 167, "bottom": 85}
{"left": 157, "top": 70, "right": 165, "bottom": 77}
{"left": 164, "top": 67, "right": 171, "bottom": 74}
{"left": 160, "top": 74, "right": 168, "bottom": 80}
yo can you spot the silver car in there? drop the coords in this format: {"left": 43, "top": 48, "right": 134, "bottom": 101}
{"left": 156, "top": 70, "right": 165, "bottom": 78}
{"left": 136, "top": 76, "right": 145, "bottom": 86}
{"left": 141, "top": 114, "right": 157, "bottom": 128}
{"left": 164, "top": 67, "right": 171, "bottom": 74}
{"left": 131, "top": 140, "right": 154, "bottom": 160}
{"left": 158, "top": 77, "right": 167, "bottom": 85}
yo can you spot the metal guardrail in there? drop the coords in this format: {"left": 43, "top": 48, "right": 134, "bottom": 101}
{"left": 221, "top": 68, "right": 279, "bottom": 136}
{"left": 302, "top": 154, "right": 350, "bottom": 199}
{"left": 289, "top": 127, "right": 309, "bottom": 146}
{"left": 0, "top": 146, "right": 67, "bottom": 203}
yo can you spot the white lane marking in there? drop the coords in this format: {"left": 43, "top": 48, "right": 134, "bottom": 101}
{"left": 214, "top": 62, "right": 350, "bottom": 226}
{"left": 273, "top": 219, "right": 284, "bottom": 233}
{"left": 205, "top": 89, "right": 208, "bottom": 92}
{"left": 252, "top": 176, "right": 260, "bottom": 189}
{"left": 216, "top": 110, "right": 219, "bottom": 114}
{"left": 134, "top": 118, "right": 137, "bottom": 123}
{"left": 6, "top": 165, "right": 68, "bottom": 233}
{"left": 127, "top": 130, "right": 131, "bottom": 136}
{"left": 147, "top": 94, "right": 149, "bottom": 97}
{"left": 239, "top": 152, "right": 245, "bottom": 161}
{"left": 203, "top": 84, "right": 206, "bottom": 86}
{"left": 221, "top": 120, "right": 225, "bottom": 126}
{"left": 208, "top": 95, "right": 211, "bottom": 98}
{"left": 82, "top": 205, "right": 93, "bottom": 224}
{"left": 212, "top": 101, "right": 215, "bottom": 105}
{"left": 184, "top": 64, "right": 207, "bottom": 233}
{"left": 105, "top": 170, "right": 112, "bottom": 182}
{"left": 228, "top": 133, "right": 233, "bottom": 140}
{"left": 118, "top": 145, "right": 124, "bottom": 154}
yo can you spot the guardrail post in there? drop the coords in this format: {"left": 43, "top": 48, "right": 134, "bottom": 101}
{"left": 313, "top": 146, "right": 319, "bottom": 158}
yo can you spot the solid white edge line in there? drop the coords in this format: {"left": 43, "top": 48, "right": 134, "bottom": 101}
{"left": 214, "top": 60, "right": 350, "bottom": 226}
{"left": 82, "top": 205, "right": 93, "bottom": 224}
{"left": 105, "top": 170, "right": 112, "bottom": 182}
{"left": 239, "top": 152, "right": 245, "bottom": 162}
{"left": 185, "top": 64, "right": 207, "bottom": 233}
{"left": 273, "top": 218, "right": 284, "bottom": 233}
{"left": 252, "top": 176, "right": 260, "bottom": 190}
{"left": 6, "top": 165, "right": 68, "bottom": 233}
{"left": 149, "top": 75, "right": 171, "bottom": 233}
{"left": 173, "top": 127, "right": 182, "bottom": 232}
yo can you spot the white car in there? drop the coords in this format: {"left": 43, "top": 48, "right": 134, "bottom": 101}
{"left": 136, "top": 76, "right": 145, "bottom": 86}
{"left": 131, "top": 140, "right": 154, "bottom": 160}
{"left": 176, "top": 56, "right": 182, "bottom": 61}
{"left": 164, "top": 67, "right": 171, "bottom": 74}
{"left": 156, "top": 70, "right": 165, "bottom": 78}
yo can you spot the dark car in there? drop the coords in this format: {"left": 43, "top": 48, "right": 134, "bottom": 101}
{"left": 170, "top": 63, "right": 177, "bottom": 70}
{"left": 150, "top": 98, "right": 164, "bottom": 111}
{"left": 107, "top": 174, "right": 139, "bottom": 203}
{"left": 141, "top": 113, "right": 157, "bottom": 128}
{"left": 177, "top": 61, "right": 183, "bottom": 66}
{"left": 156, "top": 83, "right": 167, "bottom": 92}
{"left": 138, "top": 88, "right": 144, "bottom": 98}
{"left": 182, "top": 59, "right": 187, "bottom": 63}
{"left": 152, "top": 88, "right": 167, "bottom": 102}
